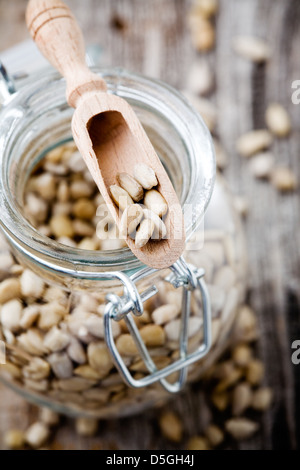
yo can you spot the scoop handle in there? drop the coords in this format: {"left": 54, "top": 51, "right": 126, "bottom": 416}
{"left": 26, "top": 0, "right": 106, "bottom": 107}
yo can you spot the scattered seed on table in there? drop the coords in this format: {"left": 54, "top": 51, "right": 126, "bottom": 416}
{"left": 25, "top": 422, "right": 50, "bottom": 449}
{"left": 190, "top": 0, "right": 219, "bottom": 19}
{"left": 225, "top": 418, "right": 259, "bottom": 440}
{"left": 75, "top": 417, "right": 98, "bottom": 437}
{"left": 189, "top": 16, "right": 215, "bottom": 52}
{"left": 232, "top": 382, "right": 253, "bottom": 416}
{"left": 252, "top": 387, "right": 273, "bottom": 411}
{"left": 271, "top": 167, "right": 297, "bottom": 192}
{"left": 236, "top": 130, "right": 272, "bottom": 158}
{"left": 186, "top": 435, "right": 210, "bottom": 450}
{"left": 4, "top": 429, "right": 26, "bottom": 450}
{"left": 246, "top": 359, "right": 265, "bottom": 386}
{"left": 233, "top": 305, "right": 258, "bottom": 343}
{"left": 205, "top": 425, "right": 224, "bottom": 447}
{"left": 248, "top": 152, "right": 275, "bottom": 179}
{"left": 159, "top": 411, "right": 183, "bottom": 443}
{"left": 186, "top": 59, "right": 214, "bottom": 96}
{"left": 233, "top": 196, "right": 249, "bottom": 218}
{"left": 232, "top": 36, "right": 270, "bottom": 62}
{"left": 265, "top": 103, "right": 291, "bottom": 137}
{"left": 39, "top": 407, "right": 60, "bottom": 427}
{"left": 232, "top": 344, "right": 252, "bottom": 367}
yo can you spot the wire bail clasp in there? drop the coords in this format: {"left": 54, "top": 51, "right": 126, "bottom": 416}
{"left": 103, "top": 256, "right": 211, "bottom": 394}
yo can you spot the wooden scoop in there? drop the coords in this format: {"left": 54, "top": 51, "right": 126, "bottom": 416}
{"left": 26, "top": 0, "right": 185, "bottom": 269}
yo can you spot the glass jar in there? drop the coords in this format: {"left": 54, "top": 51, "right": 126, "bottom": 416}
{"left": 0, "top": 66, "right": 247, "bottom": 418}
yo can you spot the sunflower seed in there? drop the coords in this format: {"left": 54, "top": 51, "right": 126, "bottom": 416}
{"left": 246, "top": 359, "right": 264, "bottom": 385}
{"left": 225, "top": 418, "right": 259, "bottom": 440}
{"left": 232, "top": 344, "right": 252, "bottom": 367}
{"left": 117, "top": 172, "right": 144, "bottom": 202}
{"left": 144, "top": 189, "right": 168, "bottom": 218}
{"left": 271, "top": 167, "right": 297, "bottom": 192}
{"left": 4, "top": 430, "right": 25, "bottom": 450}
{"left": 75, "top": 417, "right": 98, "bottom": 437}
{"left": 251, "top": 387, "right": 273, "bottom": 411}
{"left": 1, "top": 299, "right": 22, "bottom": 332}
{"left": 87, "top": 342, "right": 114, "bottom": 375}
{"left": 232, "top": 382, "right": 253, "bottom": 416}
{"left": 135, "top": 218, "right": 155, "bottom": 248}
{"left": 39, "top": 408, "right": 60, "bottom": 427}
{"left": 152, "top": 304, "right": 180, "bottom": 325}
{"left": 159, "top": 411, "right": 183, "bottom": 443}
{"left": 186, "top": 435, "right": 210, "bottom": 450}
{"left": 133, "top": 163, "right": 158, "bottom": 190}
{"left": 110, "top": 185, "right": 134, "bottom": 211}
{"left": 205, "top": 425, "right": 224, "bottom": 447}
{"left": 143, "top": 209, "right": 167, "bottom": 240}
{"left": 232, "top": 36, "right": 270, "bottom": 63}
{"left": 67, "top": 338, "right": 87, "bottom": 364}
{"left": 20, "top": 269, "right": 45, "bottom": 300}
{"left": 265, "top": 103, "right": 291, "bottom": 137}
{"left": 50, "top": 214, "right": 75, "bottom": 238}
{"left": 120, "top": 204, "right": 144, "bottom": 236}
{"left": 236, "top": 130, "right": 272, "bottom": 158}
{"left": 25, "top": 422, "right": 50, "bottom": 449}
{"left": 186, "top": 59, "right": 214, "bottom": 96}
{"left": 23, "top": 357, "right": 51, "bottom": 381}
{"left": 249, "top": 152, "right": 275, "bottom": 179}
{"left": 48, "top": 352, "right": 73, "bottom": 379}
{"left": 43, "top": 326, "right": 70, "bottom": 352}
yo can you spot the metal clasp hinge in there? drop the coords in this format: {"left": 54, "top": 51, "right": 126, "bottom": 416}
{"left": 103, "top": 256, "right": 211, "bottom": 394}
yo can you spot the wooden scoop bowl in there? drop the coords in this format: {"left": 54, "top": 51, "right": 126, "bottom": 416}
{"left": 26, "top": 0, "right": 185, "bottom": 269}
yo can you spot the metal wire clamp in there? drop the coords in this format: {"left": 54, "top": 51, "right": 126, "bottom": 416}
{"left": 103, "top": 256, "right": 211, "bottom": 394}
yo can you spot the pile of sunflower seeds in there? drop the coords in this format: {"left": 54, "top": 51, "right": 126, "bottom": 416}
{"left": 2, "top": 302, "right": 272, "bottom": 450}
{"left": 0, "top": 132, "right": 245, "bottom": 424}
{"left": 110, "top": 165, "right": 168, "bottom": 248}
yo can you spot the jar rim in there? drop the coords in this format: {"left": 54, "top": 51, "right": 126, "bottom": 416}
{"left": 0, "top": 67, "right": 215, "bottom": 277}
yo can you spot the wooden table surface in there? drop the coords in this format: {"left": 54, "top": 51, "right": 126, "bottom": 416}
{"left": 0, "top": 0, "right": 299, "bottom": 450}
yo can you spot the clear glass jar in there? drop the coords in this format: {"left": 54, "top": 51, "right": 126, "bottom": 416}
{"left": 0, "top": 67, "right": 247, "bottom": 418}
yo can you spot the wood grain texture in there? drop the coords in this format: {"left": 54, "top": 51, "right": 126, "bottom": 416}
{"left": 0, "top": 0, "right": 299, "bottom": 450}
